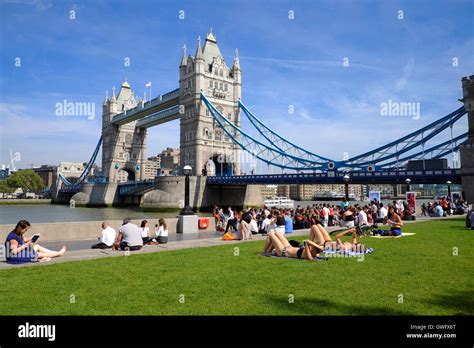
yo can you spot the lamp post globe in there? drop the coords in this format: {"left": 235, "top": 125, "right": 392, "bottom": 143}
{"left": 446, "top": 180, "right": 452, "bottom": 198}
{"left": 405, "top": 178, "right": 411, "bottom": 192}
{"left": 183, "top": 165, "right": 192, "bottom": 176}
{"left": 180, "top": 165, "right": 194, "bottom": 215}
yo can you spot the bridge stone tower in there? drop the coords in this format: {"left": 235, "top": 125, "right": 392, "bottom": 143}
{"left": 101, "top": 81, "right": 147, "bottom": 183}
{"left": 460, "top": 75, "right": 474, "bottom": 202}
{"left": 178, "top": 31, "right": 242, "bottom": 176}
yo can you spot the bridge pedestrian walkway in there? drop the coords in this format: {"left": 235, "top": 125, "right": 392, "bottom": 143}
{"left": 0, "top": 216, "right": 461, "bottom": 269}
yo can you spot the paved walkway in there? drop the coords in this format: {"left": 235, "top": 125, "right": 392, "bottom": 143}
{"left": 0, "top": 216, "right": 459, "bottom": 269}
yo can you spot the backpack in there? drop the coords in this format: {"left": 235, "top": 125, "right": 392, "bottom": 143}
{"left": 223, "top": 232, "right": 235, "bottom": 240}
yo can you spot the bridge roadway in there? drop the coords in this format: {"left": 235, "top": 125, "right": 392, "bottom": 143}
{"left": 112, "top": 168, "right": 461, "bottom": 196}
{"left": 110, "top": 88, "right": 180, "bottom": 127}
{"left": 205, "top": 169, "right": 462, "bottom": 186}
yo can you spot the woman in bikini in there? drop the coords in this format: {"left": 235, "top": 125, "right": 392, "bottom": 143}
{"left": 341, "top": 207, "right": 356, "bottom": 228}
{"left": 310, "top": 223, "right": 366, "bottom": 253}
{"left": 262, "top": 230, "right": 323, "bottom": 260}
{"left": 378, "top": 206, "right": 404, "bottom": 236}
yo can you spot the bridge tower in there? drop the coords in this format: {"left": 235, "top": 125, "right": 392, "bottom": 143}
{"left": 178, "top": 31, "right": 242, "bottom": 175}
{"left": 460, "top": 75, "right": 474, "bottom": 202}
{"left": 101, "top": 81, "right": 147, "bottom": 183}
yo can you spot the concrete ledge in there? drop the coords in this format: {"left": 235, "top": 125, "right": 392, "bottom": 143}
{"left": 0, "top": 218, "right": 216, "bottom": 242}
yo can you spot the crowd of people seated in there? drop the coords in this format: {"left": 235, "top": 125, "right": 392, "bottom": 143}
{"left": 3, "top": 217, "right": 170, "bottom": 264}
{"left": 5, "top": 195, "right": 468, "bottom": 264}
{"left": 213, "top": 193, "right": 469, "bottom": 242}
{"left": 92, "top": 217, "right": 169, "bottom": 250}
{"left": 421, "top": 197, "right": 469, "bottom": 217}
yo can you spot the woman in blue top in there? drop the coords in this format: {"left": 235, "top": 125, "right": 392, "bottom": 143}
{"left": 4, "top": 220, "right": 67, "bottom": 264}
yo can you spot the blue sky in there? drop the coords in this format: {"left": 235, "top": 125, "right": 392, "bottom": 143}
{"left": 0, "top": 0, "right": 473, "bottom": 172}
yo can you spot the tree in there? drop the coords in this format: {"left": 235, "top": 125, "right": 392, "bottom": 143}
{"left": 6, "top": 170, "right": 43, "bottom": 195}
{"left": 0, "top": 180, "right": 13, "bottom": 193}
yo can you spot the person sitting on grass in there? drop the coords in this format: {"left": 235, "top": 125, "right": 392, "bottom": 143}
{"left": 113, "top": 218, "right": 143, "bottom": 251}
{"left": 5, "top": 220, "right": 66, "bottom": 263}
{"left": 341, "top": 206, "right": 356, "bottom": 228}
{"left": 91, "top": 222, "right": 116, "bottom": 249}
{"left": 310, "top": 223, "right": 366, "bottom": 253}
{"left": 155, "top": 218, "right": 168, "bottom": 244}
{"left": 239, "top": 211, "right": 253, "bottom": 241}
{"left": 371, "top": 206, "right": 404, "bottom": 236}
{"left": 262, "top": 230, "right": 323, "bottom": 260}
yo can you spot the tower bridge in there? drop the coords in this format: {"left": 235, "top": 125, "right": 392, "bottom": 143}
{"left": 52, "top": 30, "right": 474, "bottom": 209}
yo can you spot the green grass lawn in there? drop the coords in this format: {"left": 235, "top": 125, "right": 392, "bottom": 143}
{"left": 0, "top": 218, "right": 473, "bottom": 315}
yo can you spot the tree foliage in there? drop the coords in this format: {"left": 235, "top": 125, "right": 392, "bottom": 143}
{"left": 6, "top": 170, "right": 44, "bottom": 193}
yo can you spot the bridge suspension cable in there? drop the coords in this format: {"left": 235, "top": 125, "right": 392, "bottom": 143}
{"left": 58, "top": 136, "right": 103, "bottom": 188}
{"left": 201, "top": 93, "right": 326, "bottom": 171}
{"left": 239, "top": 100, "right": 335, "bottom": 166}
{"left": 341, "top": 106, "right": 466, "bottom": 169}
{"left": 238, "top": 97, "right": 466, "bottom": 170}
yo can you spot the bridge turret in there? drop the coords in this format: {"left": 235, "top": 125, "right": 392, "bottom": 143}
{"left": 459, "top": 75, "right": 474, "bottom": 202}
{"left": 195, "top": 36, "right": 204, "bottom": 62}
{"left": 180, "top": 44, "right": 187, "bottom": 70}
{"left": 461, "top": 75, "right": 474, "bottom": 141}
{"left": 109, "top": 86, "right": 117, "bottom": 114}
{"left": 178, "top": 30, "right": 242, "bottom": 176}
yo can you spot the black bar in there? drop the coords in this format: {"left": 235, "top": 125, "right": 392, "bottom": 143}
{"left": 0, "top": 316, "right": 472, "bottom": 346}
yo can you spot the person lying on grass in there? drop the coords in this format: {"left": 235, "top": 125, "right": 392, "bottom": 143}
{"left": 262, "top": 231, "right": 323, "bottom": 260}
{"left": 310, "top": 223, "right": 367, "bottom": 253}
{"left": 4, "top": 220, "right": 66, "bottom": 263}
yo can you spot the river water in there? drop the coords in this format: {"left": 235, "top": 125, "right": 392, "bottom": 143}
{"left": 0, "top": 198, "right": 438, "bottom": 224}
{"left": 0, "top": 205, "right": 205, "bottom": 224}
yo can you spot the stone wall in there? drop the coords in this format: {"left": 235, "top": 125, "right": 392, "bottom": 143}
{"left": 0, "top": 217, "right": 216, "bottom": 242}
{"left": 143, "top": 176, "right": 263, "bottom": 210}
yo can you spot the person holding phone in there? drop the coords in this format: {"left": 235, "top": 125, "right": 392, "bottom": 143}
{"left": 154, "top": 218, "right": 168, "bottom": 244}
{"left": 4, "top": 220, "right": 67, "bottom": 264}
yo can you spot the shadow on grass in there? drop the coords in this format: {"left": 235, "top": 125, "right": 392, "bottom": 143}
{"left": 420, "top": 289, "right": 474, "bottom": 315}
{"left": 262, "top": 296, "right": 416, "bottom": 316}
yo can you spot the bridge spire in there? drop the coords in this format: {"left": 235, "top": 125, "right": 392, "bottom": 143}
{"left": 195, "top": 36, "right": 204, "bottom": 61}
{"left": 180, "top": 44, "right": 187, "bottom": 66}
{"left": 206, "top": 28, "right": 217, "bottom": 43}
{"left": 111, "top": 86, "right": 116, "bottom": 102}
{"left": 103, "top": 89, "right": 109, "bottom": 106}
{"left": 233, "top": 48, "right": 240, "bottom": 70}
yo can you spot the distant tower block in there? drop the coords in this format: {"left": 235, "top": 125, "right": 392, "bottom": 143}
{"left": 459, "top": 75, "right": 474, "bottom": 201}
{"left": 101, "top": 81, "right": 147, "bottom": 183}
{"left": 179, "top": 30, "right": 242, "bottom": 175}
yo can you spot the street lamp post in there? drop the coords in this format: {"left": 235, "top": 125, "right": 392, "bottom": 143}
{"left": 343, "top": 174, "right": 350, "bottom": 200}
{"left": 180, "top": 165, "right": 194, "bottom": 215}
{"left": 405, "top": 178, "right": 411, "bottom": 193}
{"left": 446, "top": 180, "right": 452, "bottom": 199}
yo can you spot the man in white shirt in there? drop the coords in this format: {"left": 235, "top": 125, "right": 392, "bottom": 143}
{"left": 224, "top": 207, "right": 236, "bottom": 232}
{"left": 379, "top": 203, "right": 388, "bottom": 220}
{"left": 322, "top": 204, "right": 330, "bottom": 227}
{"left": 91, "top": 222, "right": 116, "bottom": 249}
{"left": 260, "top": 215, "right": 272, "bottom": 234}
{"left": 357, "top": 207, "right": 368, "bottom": 226}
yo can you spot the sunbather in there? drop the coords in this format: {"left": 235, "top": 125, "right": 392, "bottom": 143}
{"left": 310, "top": 223, "right": 366, "bottom": 253}
{"left": 262, "top": 231, "right": 323, "bottom": 260}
